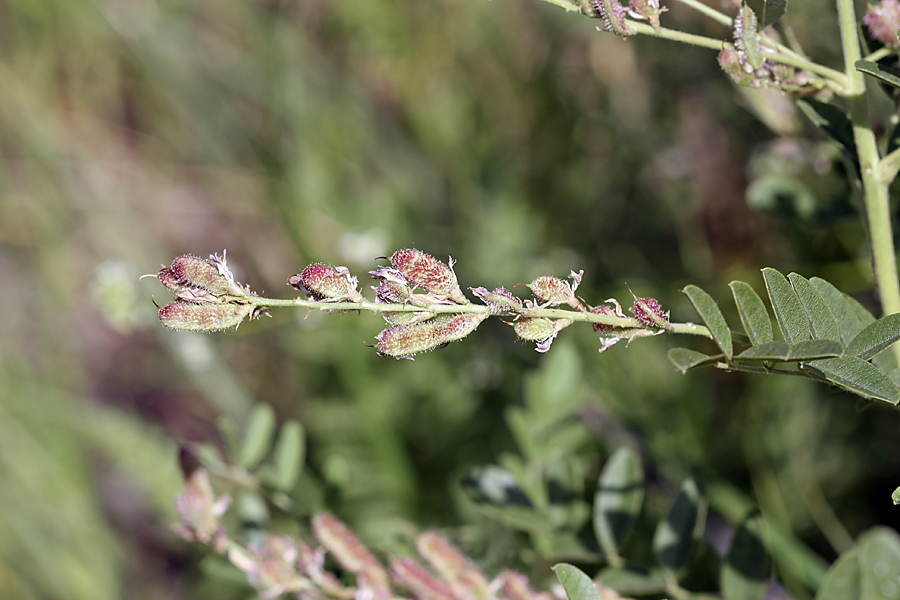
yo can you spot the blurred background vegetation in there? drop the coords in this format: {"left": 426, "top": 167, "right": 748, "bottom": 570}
{"left": 1, "top": 0, "right": 898, "bottom": 598}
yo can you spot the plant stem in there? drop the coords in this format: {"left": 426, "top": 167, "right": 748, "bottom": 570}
{"left": 836, "top": 0, "right": 900, "bottom": 364}
{"left": 247, "top": 295, "right": 713, "bottom": 338}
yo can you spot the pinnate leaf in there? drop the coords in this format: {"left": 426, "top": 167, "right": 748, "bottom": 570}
{"left": 856, "top": 60, "right": 900, "bottom": 91}
{"left": 810, "top": 278, "right": 866, "bottom": 345}
{"left": 668, "top": 348, "right": 720, "bottom": 373}
{"left": 735, "top": 341, "right": 789, "bottom": 361}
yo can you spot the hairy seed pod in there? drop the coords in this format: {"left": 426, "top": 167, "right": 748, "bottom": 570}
{"left": 512, "top": 317, "right": 558, "bottom": 341}
{"left": 590, "top": 303, "right": 618, "bottom": 333}
{"left": 469, "top": 286, "right": 522, "bottom": 314}
{"left": 390, "top": 249, "right": 467, "bottom": 303}
{"left": 159, "top": 301, "right": 253, "bottom": 332}
{"left": 312, "top": 514, "right": 383, "bottom": 574}
{"left": 370, "top": 266, "right": 414, "bottom": 304}
{"left": 171, "top": 255, "right": 233, "bottom": 295}
{"left": 376, "top": 313, "right": 486, "bottom": 359}
{"left": 631, "top": 296, "right": 669, "bottom": 327}
{"left": 292, "top": 263, "right": 362, "bottom": 302}
{"left": 390, "top": 557, "right": 456, "bottom": 600}
{"left": 158, "top": 267, "right": 189, "bottom": 294}
{"left": 416, "top": 532, "right": 490, "bottom": 600}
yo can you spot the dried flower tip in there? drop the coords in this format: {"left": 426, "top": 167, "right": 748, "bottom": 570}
{"left": 313, "top": 514, "right": 383, "bottom": 574}
{"left": 525, "top": 273, "right": 584, "bottom": 310}
{"left": 512, "top": 317, "right": 572, "bottom": 353}
{"left": 592, "top": 0, "right": 632, "bottom": 36}
{"left": 628, "top": 289, "right": 669, "bottom": 328}
{"left": 377, "top": 313, "right": 487, "bottom": 359}
{"left": 865, "top": 0, "right": 900, "bottom": 48}
{"left": 470, "top": 286, "right": 523, "bottom": 314}
{"left": 370, "top": 266, "right": 416, "bottom": 304}
{"left": 159, "top": 301, "right": 254, "bottom": 332}
{"left": 391, "top": 557, "right": 456, "bottom": 600}
{"left": 171, "top": 254, "right": 240, "bottom": 296}
{"left": 718, "top": 47, "right": 756, "bottom": 87}
{"left": 416, "top": 532, "right": 490, "bottom": 600}
{"left": 390, "top": 249, "right": 468, "bottom": 304}
{"left": 291, "top": 263, "right": 364, "bottom": 302}
{"left": 627, "top": 0, "right": 666, "bottom": 27}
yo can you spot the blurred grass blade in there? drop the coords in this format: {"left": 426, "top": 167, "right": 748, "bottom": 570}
{"left": 729, "top": 281, "right": 773, "bottom": 346}
{"left": 734, "top": 341, "right": 789, "bottom": 361}
{"left": 788, "top": 273, "right": 841, "bottom": 342}
{"left": 814, "top": 549, "right": 861, "bottom": 600}
{"left": 593, "top": 448, "right": 644, "bottom": 560}
{"left": 682, "top": 285, "right": 733, "bottom": 360}
{"left": 858, "top": 527, "right": 900, "bottom": 600}
{"left": 845, "top": 313, "right": 900, "bottom": 360}
{"left": 722, "top": 514, "right": 768, "bottom": 600}
{"left": 747, "top": 0, "right": 787, "bottom": 27}
{"left": 595, "top": 566, "right": 667, "bottom": 596}
{"left": 668, "top": 348, "right": 719, "bottom": 373}
{"left": 552, "top": 564, "right": 601, "bottom": 600}
{"left": 786, "top": 340, "right": 843, "bottom": 360}
{"left": 266, "top": 419, "right": 305, "bottom": 492}
{"left": 805, "top": 357, "right": 900, "bottom": 404}
{"left": 239, "top": 404, "right": 276, "bottom": 468}
{"left": 762, "top": 268, "right": 811, "bottom": 345}
{"left": 810, "top": 278, "right": 865, "bottom": 345}
{"left": 653, "top": 478, "right": 707, "bottom": 575}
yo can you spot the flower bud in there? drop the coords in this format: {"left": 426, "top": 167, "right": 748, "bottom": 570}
{"left": 390, "top": 557, "right": 455, "bottom": 600}
{"left": 469, "top": 286, "right": 523, "bottom": 314}
{"left": 865, "top": 0, "right": 900, "bottom": 48}
{"left": 390, "top": 249, "right": 468, "bottom": 304}
{"left": 376, "top": 313, "right": 487, "bottom": 359}
{"left": 158, "top": 301, "right": 254, "bottom": 332}
{"left": 290, "top": 263, "right": 363, "bottom": 302}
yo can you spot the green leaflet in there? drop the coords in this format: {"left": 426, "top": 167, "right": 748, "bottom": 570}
{"left": 746, "top": 0, "right": 787, "bottom": 27}
{"left": 805, "top": 357, "right": 900, "bottom": 404}
{"left": 238, "top": 404, "right": 276, "bottom": 468}
{"left": 553, "top": 564, "right": 602, "bottom": 600}
{"left": 814, "top": 550, "right": 861, "bottom": 600}
{"left": 653, "top": 478, "right": 707, "bottom": 575}
{"left": 729, "top": 281, "right": 773, "bottom": 346}
{"left": 722, "top": 514, "right": 768, "bottom": 600}
{"left": 809, "top": 278, "right": 865, "bottom": 345}
{"left": 668, "top": 348, "right": 720, "bottom": 373}
{"left": 762, "top": 268, "right": 811, "bottom": 345}
{"left": 845, "top": 313, "right": 900, "bottom": 360}
{"left": 683, "top": 284, "right": 733, "bottom": 360}
{"left": 789, "top": 273, "right": 841, "bottom": 343}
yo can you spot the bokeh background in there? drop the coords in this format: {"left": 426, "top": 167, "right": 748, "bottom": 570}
{"left": 1, "top": 0, "right": 898, "bottom": 598}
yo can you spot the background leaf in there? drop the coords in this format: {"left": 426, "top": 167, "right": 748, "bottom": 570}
{"left": 668, "top": 348, "right": 719, "bottom": 373}
{"left": 721, "top": 514, "right": 769, "bottom": 600}
{"left": 593, "top": 448, "right": 644, "bottom": 560}
{"left": 653, "top": 478, "right": 707, "bottom": 575}
{"left": 746, "top": 0, "right": 788, "bottom": 27}
{"left": 856, "top": 60, "right": 900, "bottom": 91}
{"left": 553, "top": 563, "right": 602, "bottom": 600}
{"left": 238, "top": 404, "right": 276, "bottom": 468}
{"left": 858, "top": 527, "right": 900, "bottom": 600}
{"left": 796, "top": 100, "right": 858, "bottom": 161}
{"left": 814, "top": 549, "right": 861, "bottom": 600}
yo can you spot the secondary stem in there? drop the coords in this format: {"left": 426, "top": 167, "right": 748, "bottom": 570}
{"left": 836, "top": 0, "right": 900, "bottom": 364}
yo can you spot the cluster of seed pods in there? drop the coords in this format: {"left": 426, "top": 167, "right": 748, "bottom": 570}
{"left": 154, "top": 248, "right": 670, "bottom": 356}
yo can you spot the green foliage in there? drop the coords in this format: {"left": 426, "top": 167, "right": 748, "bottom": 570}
{"left": 670, "top": 268, "right": 900, "bottom": 404}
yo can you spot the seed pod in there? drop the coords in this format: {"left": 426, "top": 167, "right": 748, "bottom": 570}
{"left": 390, "top": 557, "right": 456, "bottom": 600}
{"left": 158, "top": 267, "right": 189, "bottom": 294}
{"left": 171, "top": 255, "right": 234, "bottom": 296}
{"left": 512, "top": 317, "right": 571, "bottom": 353}
{"left": 591, "top": 303, "right": 618, "bottom": 333}
{"left": 312, "top": 514, "right": 383, "bottom": 575}
{"left": 416, "top": 532, "right": 490, "bottom": 600}
{"left": 524, "top": 271, "right": 584, "bottom": 310}
{"left": 291, "top": 263, "right": 363, "bottom": 302}
{"left": 158, "top": 301, "right": 253, "bottom": 332}
{"left": 381, "top": 311, "right": 434, "bottom": 326}
{"left": 630, "top": 294, "right": 669, "bottom": 328}
{"left": 390, "top": 249, "right": 468, "bottom": 304}
{"left": 376, "top": 313, "right": 486, "bottom": 359}
{"left": 469, "top": 286, "right": 523, "bottom": 314}
{"left": 370, "top": 266, "right": 414, "bottom": 304}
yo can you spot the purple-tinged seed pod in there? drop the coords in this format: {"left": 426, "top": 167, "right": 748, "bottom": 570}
{"left": 312, "top": 514, "right": 383, "bottom": 575}
{"left": 525, "top": 272, "right": 585, "bottom": 310}
{"left": 390, "top": 248, "right": 468, "bottom": 304}
{"left": 370, "top": 266, "right": 413, "bottom": 304}
{"left": 158, "top": 301, "right": 253, "bottom": 332}
{"left": 469, "top": 286, "right": 523, "bottom": 314}
{"left": 630, "top": 293, "right": 669, "bottom": 328}
{"left": 590, "top": 303, "right": 618, "bottom": 333}
{"left": 512, "top": 317, "right": 558, "bottom": 341}
{"left": 390, "top": 557, "right": 456, "bottom": 600}
{"left": 416, "top": 532, "right": 490, "bottom": 600}
{"left": 158, "top": 267, "right": 189, "bottom": 294}
{"left": 376, "top": 313, "right": 486, "bottom": 359}
{"left": 171, "top": 255, "right": 233, "bottom": 295}
{"left": 291, "top": 263, "right": 363, "bottom": 302}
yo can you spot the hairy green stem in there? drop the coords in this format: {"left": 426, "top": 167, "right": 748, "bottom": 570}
{"left": 836, "top": 0, "right": 900, "bottom": 364}
{"left": 247, "top": 295, "right": 713, "bottom": 338}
